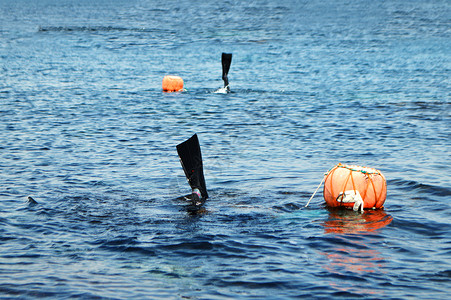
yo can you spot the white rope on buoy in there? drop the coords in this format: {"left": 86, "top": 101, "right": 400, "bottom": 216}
{"left": 305, "top": 174, "right": 327, "bottom": 208}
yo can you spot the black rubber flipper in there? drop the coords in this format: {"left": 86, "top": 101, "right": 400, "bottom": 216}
{"left": 222, "top": 53, "right": 232, "bottom": 88}
{"left": 27, "top": 196, "right": 38, "bottom": 205}
{"left": 176, "top": 134, "right": 209, "bottom": 200}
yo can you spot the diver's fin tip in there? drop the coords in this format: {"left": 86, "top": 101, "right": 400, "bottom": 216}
{"left": 27, "top": 196, "right": 38, "bottom": 205}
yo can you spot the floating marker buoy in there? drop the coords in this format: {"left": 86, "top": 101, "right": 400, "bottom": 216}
{"left": 162, "top": 75, "right": 184, "bottom": 92}
{"left": 323, "top": 164, "right": 387, "bottom": 211}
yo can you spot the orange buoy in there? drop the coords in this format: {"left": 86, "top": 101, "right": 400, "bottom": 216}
{"left": 323, "top": 164, "right": 387, "bottom": 211}
{"left": 162, "top": 75, "right": 184, "bottom": 92}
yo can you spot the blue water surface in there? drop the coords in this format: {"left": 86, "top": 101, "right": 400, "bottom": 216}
{"left": 1, "top": 0, "right": 450, "bottom": 299}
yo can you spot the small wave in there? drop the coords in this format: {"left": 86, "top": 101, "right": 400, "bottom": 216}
{"left": 0, "top": 284, "right": 60, "bottom": 298}
{"left": 390, "top": 179, "right": 451, "bottom": 197}
{"left": 95, "top": 237, "right": 157, "bottom": 256}
{"left": 147, "top": 268, "right": 183, "bottom": 279}
{"left": 37, "top": 26, "right": 175, "bottom": 34}
{"left": 209, "top": 278, "right": 291, "bottom": 289}
{"left": 161, "top": 240, "right": 249, "bottom": 259}
{"left": 427, "top": 270, "right": 451, "bottom": 282}
{"left": 162, "top": 241, "right": 215, "bottom": 252}
{"left": 273, "top": 202, "right": 302, "bottom": 212}
{"left": 392, "top": 216, "right": 450, "bottom": 238}
{"left": 38, "top": 26, "right": 128, "bottom": 32}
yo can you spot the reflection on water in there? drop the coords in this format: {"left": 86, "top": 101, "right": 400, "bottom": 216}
{"left": 322, "top": 209, "right": 393, "bottom": 234}
{"left": 322, "top": 245, "right": 387, "bottom": 296}
{"left": 319, "top": 209, "right": 392, "bottom": 296}
{"left": 322, "top": 244, "right": 387, "bottom": 296}
{"left": 324, "top": 247, "right": 385, "bottom": 274}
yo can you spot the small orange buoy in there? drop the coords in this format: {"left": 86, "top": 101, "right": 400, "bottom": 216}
{"left": 162, "top": 75, "right": 184, "bottom": 92}
{"left": 323, "top": 164, "right": 387, "bottom": 211}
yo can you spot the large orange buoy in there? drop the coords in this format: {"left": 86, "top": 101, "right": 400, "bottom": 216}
{"left": 323, "top": 164, "right": 387, "bottom": 211}
{"left": 162, "top": 75, "right": 184, "bottom": 92}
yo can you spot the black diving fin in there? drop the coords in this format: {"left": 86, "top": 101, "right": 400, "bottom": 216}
{"left": 176, "top": 134, "right": 208, "bottom": 205}
{"left": 222, "top": 53, "right": 232, "bottom": 90}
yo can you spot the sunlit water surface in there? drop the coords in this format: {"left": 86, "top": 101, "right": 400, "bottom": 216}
{"left": 1, "top": 0, "right": 450, "bottom": 298}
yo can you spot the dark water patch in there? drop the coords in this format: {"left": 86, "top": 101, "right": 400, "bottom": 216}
{"left": 0, "top": 284, "right": 63, "bottom": 298}
{"left": 102, "top": 244, "right": 157, "bottom": 256}
{"left": 273, "top": 202, "right": 302, "bottom": 212}
{"left": 1, "top": 0, "right": 450, "bottom": 298}
{"left": 317, "top": 270, "right": 369, "bottom": 283}
{"left": 95, "top": 236, "right": 138, "bottom": 247}
{"left": 209, "top": 278, "right": 293, "bottom": 290}
{"left": 307, "top": 235, "right": 370, "bottom": 251}
{"left": 426, "top": 270, "right": 451, "bottom": 282}
{"left": 37, "top": 25, "right": 175, "bottom": 34}
{"left": 159, "top": 240, "right": 252, "bottom": 259}
{"left": 147, "top": 268, "right": 183, "bottom": 279}
{"left": 390, "top": 179, "right": 451, "bottom": 197}
{"left": 0, "top": 235, "right": 17, "bottom": 243}
{"left": 392, "top": 216, "right": 451, "bottom": 238}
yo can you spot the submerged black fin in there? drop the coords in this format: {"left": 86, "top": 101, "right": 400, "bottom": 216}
{"left": 27, "top": 196, "right": 38, "bottom": 205}
{"left": 176, "top": 134, "right": 208, "bottom": 202}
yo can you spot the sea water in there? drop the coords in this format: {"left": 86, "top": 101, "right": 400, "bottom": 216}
{"left": 1, "top": 0, "right": 450, "bottom": 298}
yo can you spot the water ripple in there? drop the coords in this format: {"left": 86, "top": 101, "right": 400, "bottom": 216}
{"left": 1, "top": 0, "right": 450, "bottom": 299}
